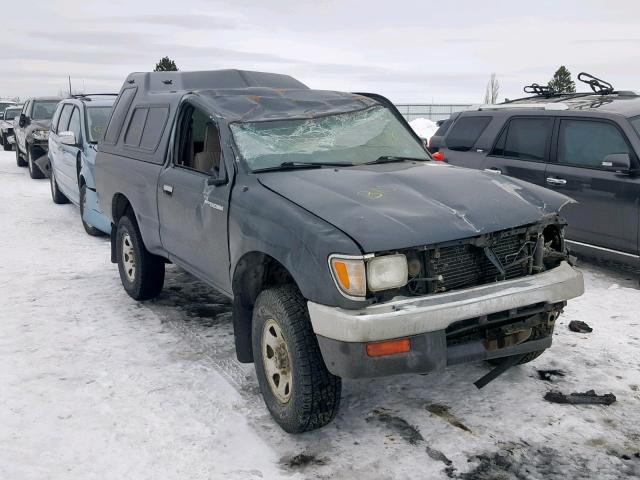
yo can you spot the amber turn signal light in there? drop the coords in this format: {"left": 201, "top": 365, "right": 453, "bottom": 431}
{"left": 366, "top": 339, "right": 411, "bottom": 357}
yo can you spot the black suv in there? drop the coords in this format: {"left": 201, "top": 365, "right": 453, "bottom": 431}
{"left": 95, "top": 70, "right": 583, "bottom": 432}
{"left": 438, "top": 74, "right": 640, "bottom": 267}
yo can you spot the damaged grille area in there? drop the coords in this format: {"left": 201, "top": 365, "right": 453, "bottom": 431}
{"left": 431, "top": 232, "right": 528, "bottom": 292}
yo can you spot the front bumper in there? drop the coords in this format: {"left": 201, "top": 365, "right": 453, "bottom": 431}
{"left": 308, "top": 262, "right": 584, "bottom": 378}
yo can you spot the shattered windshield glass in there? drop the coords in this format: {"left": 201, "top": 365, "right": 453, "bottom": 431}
{"left": 230, "top": 106, "right": 428, "bottom": 171}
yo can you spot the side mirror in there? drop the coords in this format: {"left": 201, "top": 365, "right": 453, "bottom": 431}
{"left": 601, "top": 153, "right": 631, "bottom": 172}
{"left": 59, "top": 130, "right": 77, "bottom": 146}
{"left": 18, "top": 113, "right": 27, "bottom": 128}
{"left": 0, "top": 113, "right": 4, "bottom": 120}
{"left": 206, "top": 171, "right": 227, "bottom": 186}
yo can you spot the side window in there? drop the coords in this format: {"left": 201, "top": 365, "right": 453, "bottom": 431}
{"left": 50, "top": 104, "right": 63, "bottom": 134}
{"left": 68, "top": 107, "right": 81, "bottom": 141}
{"left": 177, "top": 106, "right": 222, "bottom": 176}
{"left": 57, "top": 104, "right": 74, "bottom": 133}
{"left": 124, "top": 108, "right": 148, "bottom": 146}
{"left": 492, "top": 117, "right": 553, "bottom": 161}
{"left": 140, "top": 107, "right": 169, "bottom": 150}
{"left": 557, "top": 119, "right": 630, "bottom": 169}
{"left": 103, "top": 87, "right": 137, "bottom": 144}
{"left": 445, "top": 116, "right": 491, "bottom": 151}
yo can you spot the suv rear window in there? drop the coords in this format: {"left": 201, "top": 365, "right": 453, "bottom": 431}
{"left": 492, "top": 117, "right": 553, "bottom": 161}
{"left": 445, "top": 116, "right": 491, "bottom": 151}
{"left": 433, "top": 119, "right": 453, "bottom": 137}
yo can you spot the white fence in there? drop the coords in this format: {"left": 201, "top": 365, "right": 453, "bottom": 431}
{"left": 395, "top": 104, "right": 472, "bottom": 122}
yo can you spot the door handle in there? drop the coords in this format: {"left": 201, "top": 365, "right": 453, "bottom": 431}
{"left": 484, "top": 168, "right": 502, "bottom": 174}
{"left": 162, "top": 184, "right": 174, "bottom": 195}
{"left": 546, "top": 177, "right": 567, "bottom": 186}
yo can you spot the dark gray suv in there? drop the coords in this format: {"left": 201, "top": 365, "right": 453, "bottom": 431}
{"left": 439, "top": 76, "right": 640, "bottom": 267}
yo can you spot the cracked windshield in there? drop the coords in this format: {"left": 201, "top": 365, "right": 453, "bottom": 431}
{"left": 230, "top": 105, "right": 428, "bottom": 171}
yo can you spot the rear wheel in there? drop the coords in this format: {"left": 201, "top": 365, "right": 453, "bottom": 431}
{"left": 116, "top": 213, "right": 165, "bottom": 300}
{"left": 27, "top": 147, "right": 44, "bottom": 179}
{"left": 252, "top": 285, "right": 341, "bottom": 433}
{"left": 50, "top": 168, "right": 69, "bottom": 204}
{"left": 16, "top": 145, "right": 26, "bottom": 167}
{"left": 80, "top": 183, "right": 104, "bottom": 236}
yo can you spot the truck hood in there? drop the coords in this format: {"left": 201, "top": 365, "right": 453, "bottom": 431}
{"left": 257, "top": 161, "right": 575, "bottom": 252}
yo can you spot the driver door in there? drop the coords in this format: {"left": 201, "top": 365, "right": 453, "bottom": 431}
{"left": 158, "top": 101, "right": 232, "bottom": 293}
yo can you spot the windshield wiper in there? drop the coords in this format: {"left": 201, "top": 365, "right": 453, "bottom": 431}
{"left": 252, "top": 161, "right": 354, "bottom": 173}
{"left": 364, "top": 155, "right": 428, "bottom": 165}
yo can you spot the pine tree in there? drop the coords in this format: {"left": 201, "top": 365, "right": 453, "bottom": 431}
{"left": 548, "top": 66, "right": 576, "bottom": 94}
{"left": 154, "top": 57, "right": 178, "bottom": 72}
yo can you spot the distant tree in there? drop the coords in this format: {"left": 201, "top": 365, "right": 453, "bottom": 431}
{"left": 154, "top": 57, "right": 178, "bottom": 72}
{"left": 548, "top": 66, "right": 576, "bottom": 93}
{"left": 483, "top": 73, "right": 500, "bottom": 104}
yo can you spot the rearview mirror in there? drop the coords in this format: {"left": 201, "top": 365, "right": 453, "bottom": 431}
{"left": 601, "top": 153, "right": 631, "bottom": 172}
{"left": 59, "top": 130, "right": 77, "bottom": 146}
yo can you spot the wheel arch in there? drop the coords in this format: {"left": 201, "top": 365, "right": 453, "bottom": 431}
{"left": 231, "top": 251, "right": 298, "bottom": 363}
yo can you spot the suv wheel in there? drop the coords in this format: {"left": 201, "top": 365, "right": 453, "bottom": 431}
{"left": 252, "top": 285, "right": 341, "bottom": 433}
{"left": 2, "top": 135, "right": 10, "bottom": 151}
{"left": 15, "top": 145, "right": 26, "bottom": 167}
{"left": 50, "top": 168, "right": 69, "bottom": 204}
{"left": 27, "top": 147, "right": 44, "bottom": 179}
{"left": 116, "top": 213, "right": 165, "bottom": 300}
{"left": 79, "top": 184, "right": 104, "bottom": 236}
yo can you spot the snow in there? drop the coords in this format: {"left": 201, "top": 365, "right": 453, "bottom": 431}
{"left": 1, "top": 149, "right": 639, "bottom": 479}
{"left": 409, "top": 117, "right": 439, "bottom": 143}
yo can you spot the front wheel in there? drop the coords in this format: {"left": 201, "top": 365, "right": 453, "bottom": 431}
{"left": 27, "top": 147, "right": 44, "bottom": 179}
{"left": 79, "top": 183, "right": 104, "bottom": 236}
{"left": 50, "top": 168, "right": 69, "bottom": 204}
{"left": 2, "top": 135, "right": 10, "bottom": 151}
{"left": 252, "top": 285, "right": 341, "bottom": 433}
{"left": 16, "top": 145, "right": 26, "bottom": 167}
{"left": 116, "top": 214, "right": 165, "bottom": 300}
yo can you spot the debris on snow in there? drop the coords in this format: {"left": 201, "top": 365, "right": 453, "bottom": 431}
{"left": 281, "top": 452, "right": 328, "bottom": 469}
{"left": 568, "top": 320, "right": 593, "bottom": 333}
{"left": 544, "top": 390, "right": 617, "bottom": 405}
{"left": 537, "top": 369, "right": 566, "bottom": 382}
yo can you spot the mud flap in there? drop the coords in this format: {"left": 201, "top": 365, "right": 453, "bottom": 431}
{"left": 82, "top": 188, "right": 112, "bottom": 235}
{"left": 34, "top": 153, "right": 51, "bottom": 178}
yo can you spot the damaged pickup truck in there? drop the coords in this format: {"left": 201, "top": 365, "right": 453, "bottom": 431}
{"left": 95, "top": 70, "right": 584, "bottom": 433}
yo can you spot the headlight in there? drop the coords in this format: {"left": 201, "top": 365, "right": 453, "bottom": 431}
{"left": 367, "top": 254, "right": 408, "bottom": 292}
{"left": 31, "top": 129, "right": 49, "bottom": 141}
{"left": 329, "top": 253, "right": 409, "bottom": 298}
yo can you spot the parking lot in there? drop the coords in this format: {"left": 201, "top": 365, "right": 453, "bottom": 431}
{"left": 0, "top": 148, "right": 639, "bottom": 479}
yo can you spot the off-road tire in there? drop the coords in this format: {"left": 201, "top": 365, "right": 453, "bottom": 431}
{"left": 116, "top": 213, "right": 165, "bottom": 300}
{"left": 252, "top": 285, "right": 341, "bottom": 433}
{"left": 27, "top": 147, "right": 44, "bottom": 179}
{"left": 80, "top": 183, "right": 104, "bottom": 236}
{"left": 16, "top": 145, "right": 26, "bottom": 167}
{"left": 50, "top": 168, "right": 69, "bottom": 204}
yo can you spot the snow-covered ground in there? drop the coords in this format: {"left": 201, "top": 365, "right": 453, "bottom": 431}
{"left": 409, "top": 117, "right": 439, "bottom": 143}
{"left": 0, "top": 149, "right": 639, "bottom": 480}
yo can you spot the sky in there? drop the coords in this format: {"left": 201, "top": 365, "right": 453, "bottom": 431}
{"left": 2, "top": 0, "right": 639, "bottom": 104}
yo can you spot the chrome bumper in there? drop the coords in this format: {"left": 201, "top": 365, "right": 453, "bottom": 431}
{"left": 308, "top": 262, "right": 584, "bottom": 343}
